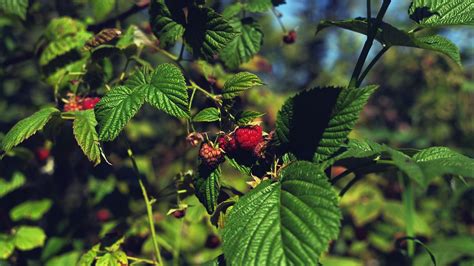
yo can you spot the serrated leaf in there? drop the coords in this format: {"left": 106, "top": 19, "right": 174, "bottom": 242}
{"left": 73, "top": 110, "right": 101, "bottom": 165}
{"left": 0, "top": 0, "right": 28, "bottom": 20}
{"left": 1, "top": 107, "right": 60, "bottom": 153}
{"left": 316, "top": 18, "right": 462, "bottom": 66}
{"left": 77, "top": 244, "right": 100, "bottom": 266}
{"left": 223, "top": 161, "right": 341, "bottom": 265}
{"left": 44, "top": 17, "right": 87, "bottom": 41}
{"left": 40, "top": 31, "right": 91, "bottom": 66}
{"left": 222, "top": 72, "right": 263, "bottom": 99}
{"left": 149, "top": 0, "right": 185, "bottom": 47}
{"left": 245, "top": 0, "right": 272, "bottom": 12}
{"left": 10, "top": 199, "right": 52, "bottom": 221}
{"left": 276, "top": 86, "right": 377, "bottom": 162}
{"left": 0, "top": 238, "right": 14, "bottom": 259}
{"left": 384, "top": 146, "right": 427, "bottom": 187}
{"left": 236, "top": 110, "right": 264, "bottom": 125}
{"left": 222, "top": 3, "right": 244, "bottom": 18}
{"left": 96, "top": 253, "right": 116, "bottom": 266}
{"left": 0, "top": 172, "right": 25, "bottom": 198}
{"left": 226, "top": 156, "right": 252, "bottom": 176}
{"left": 194, "top": 167, "right": 221, "bottom": 214}
{"left": 409, "top": 0, "right": 474, "bottom": 26}
{"left": 185, "top": 6, "right": 240, "bottom": 60}
{"left": 413, "top": 147, "right": 474, "bottom": 179}
{"left": 90, "top": 0, "right": 115, "bottom": 21}
{"left": 13, "top": 226, "right": 46, "bottom": 251}
{"left": 193, "top": 107, "right": 220, "bottom": 122}
{"left": 95, "top": 85, "right": 146, "bottom": 141}
{"left": 145, "top": 64, "right": 189, "bottom": 118}
{"left": 220, "top": 18, "right": 263, "bottom": 69}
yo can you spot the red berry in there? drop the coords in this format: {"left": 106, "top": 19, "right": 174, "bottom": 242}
{"left": 205, "top": 234, "right": 221, "bottom": 249}
{"left": 171, "top": 209, "right": 186, "bottom": 219}
{"left": 96, "top": 208, "right": 111, "bottom": 222}
{"left": 63, "top": 96, "right": 83, "bottom": 112}
{"left": 82, "top": 97, "right": 101, "bottom": 110}
{"left": 217, "top": 134, "right": 237, "bottom": 154}
{"left": 36, "top": 148, "right": 50, "bottom": 161}
{"left": 235, "top": 125, "right": 263, "bottom": 151}
{"left": 199, "top": 143, "right": 225, "bottom": 169}
{"left": 283, "top": 30, "right": 297, "bottom": 44}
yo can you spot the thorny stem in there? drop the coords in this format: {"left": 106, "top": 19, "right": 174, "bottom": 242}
{"left": 272, "top": 7, "right": 287, "bottom": 33}
{"left": 125, "top": 137, "right": 163, "bottom": 266}
{"left": 357, "top": 46, "right": 390, "bottom": 86}
{"left": 349, "top": 0, "right": 391, "bottom": 88}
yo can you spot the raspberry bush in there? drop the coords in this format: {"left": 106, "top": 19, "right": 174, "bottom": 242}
{"left": 1, "top": 0, "right": 473, "bottom": 265}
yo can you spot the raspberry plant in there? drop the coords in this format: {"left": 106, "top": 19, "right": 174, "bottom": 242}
{"left": 1, "top": 0, "right": 473, "bottom": 265}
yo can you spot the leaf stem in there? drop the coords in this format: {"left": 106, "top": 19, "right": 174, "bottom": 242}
{"left": 127, "top": 256, "right": 158, "bottom": 265}
{"left": 271, "top": 7, "right": 287, "bottom": 33}
{"left": 349, "top": 0, "right": 391, "bottom": 88}
{"left": 188, "top": 81, "right": 221, "bottom": 104}
{"left": 357, "top": 46, "right": 390, "bottom": 86}
{"left": 125, "top": 137, "right": 163, "bottom": 266}
{"left": 399, "top": 172, "right": 415, "bottom": 260}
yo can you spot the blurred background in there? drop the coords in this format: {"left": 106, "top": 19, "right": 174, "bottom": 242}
{"left": 0, "top": 0, "right": 473, "bottom": 265}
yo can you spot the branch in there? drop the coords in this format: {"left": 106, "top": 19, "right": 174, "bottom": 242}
{"left": 87, "top": 3, "right": 149, "bottom": 32}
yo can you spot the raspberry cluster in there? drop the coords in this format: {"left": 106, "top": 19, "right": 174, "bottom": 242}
{"left": 63, "top": 96, "right": 101, "bottom": 112}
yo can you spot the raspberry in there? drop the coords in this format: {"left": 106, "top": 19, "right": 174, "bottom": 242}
{"left": 235, "top": 125, "right": 263, "bottom": 151}
{"left": 253, "top": 140, "right": 267, "bottom": 159}
{"left": 186, "top": 132, "right": 204, "bottom": 147}
{"left": 96, "top": 208, "right": 111, "bottom": 222}
{"left": 217, "top": 134, "right": 237, "bottom": 154}
{"left": 283, "top": 30, "right": 297, "bottom": 44}
{"left": 63, "top": 95, "right": 83, "bottom": 112}
{"left": 199, "top": 143, "right": 225, "bottom": 169}
{"left": 171, "top": 209, "right": 186, "bottom": 219}
{"left": 82, "top": 97, "right": 101, "bottom": 110}
{"left": 36, "top": 148, "right": 50, "bottom": 161}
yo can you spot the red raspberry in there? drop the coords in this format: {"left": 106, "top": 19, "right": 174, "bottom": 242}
{"left": 171, "top": 209, "right": 186, "bottom": 219}
{"left": 283, "top": 30, "right": 297, "bottom": 44}
{"left": 63, "top": 96, "right": 83, "bottom": 112}
{"left": 36, "top": 148, "right": 50, "bottom": 161}
{"left": 96, "top": 208, "right": 111, "bottom": 222}
{"left": 235, "top": 125, "right": 263, "bottom": 151}
{"left": 217, "top": 134, "right": 237, "bottom": 154}
{"left": 199, "top": 143, "right": 225, "bottom": 169}
{"left": 82, "top": 97, "right": 101, "bottom": 110}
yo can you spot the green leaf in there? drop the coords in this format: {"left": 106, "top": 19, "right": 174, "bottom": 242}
{"left": 0, "top": 238, "right": 14, "bottom": 260}
{"left": 149, "top": 0, "right": 185, "bottom": 47}
{"left": 276, "top": 86, "right": 377, "bottom": 162}
{"left": 0, "top": 0, "right": 28, "bottom": 20}
{"left": 316, "top": 18, "right": 462, "bottom": 66}
{"left": 194, "top": 167, "right": 221, "bottom": 214}
{"left": 222, "top": 3, "right": 244, "bottom": 18}
{"left": 185, "top": 6, "right": 240, "bottom": 60}
{"left": 77, "top": 244, "right": 100, "bottom": 266}
{"left": 222, "top": 72, "right": 263, "bottom": 99}
{"left": 385, "top": 146, "right": 426, "bottom": 187}
{"left": 409, "top": 0, "right": 474, "bottom": 26}
{"left": 96, "top": 253, "right": 116, "bottom": 266}
{"left": 40, "top": 31, "right": 92, "bottom": 66}
{"left": 413, "top": 35, "right": 461, "bottom": 67}
{"left": 340, "top": 182, "right": 383, "bottom": 226}
{"left": 1, "top": 107, "right": 60, "bottom": 153}
{"left": 235, "top": 110, "right": 264, "bottom": 125}
{"left": 414, "top": 236, "right": 474, "bottom": 266}
{"left": 95, "top": 85, "right": 146, "bottom": 141}
{"left": 73, "top": 110, "right": 101, "bottom": 166}
{"left": 226, "top": 156, "right": 252, "bottom": 176}
{"left": 223, "top": 161, "right": 341, "bottom": 265}
{"left": 143, "top": 64, "right": 189, "bottom": 118}
{"left": 90, "top": 0, "right": 115, "bottom": 21}
{"left": 0, "top": 172, "right": 25, "bottom": 198}
{"left": 10, "top": 199, "right": 52, "bottom": 221}
{"left": 245, "top": 0, "right": 272, "bottom": 12}
{"left": 220, "top": 18, "right": 263, "bottom": 69}
{"left": 44, "top": 17, "right": 87, "bottom": 41}
{"left": 413, "top": 147, "right": 474, "bottom": 179}
{"left": 45, "top": 251, "right": 81, "bottom": 266}
{"left": 193, "top": 107, "right": 220, "bottom": 122}
{"left": 13, "top": 226, "right": 46, "bottom": 251}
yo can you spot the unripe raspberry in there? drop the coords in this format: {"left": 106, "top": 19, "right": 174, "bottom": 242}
{"left": 235, "top": 125, "right": 263, "bottom": 151}
{"left": 36, "top": 148, "right": 50, "bottom": 161}
{"left": 217, "top": 134, "right": 237, "bottom": 154}
{"left": 63, "top": 95, "right": 83, "bottom": 112}
{"left": 283, "top": 30, "right": 297, "bottom": 44}
{"left": 199, "top": 143, "right": 225, "bottom": 169}
{"left": 82, "top": 97, "right": 101, "bottom": 110}
{"left": 186, "top": 132, "right": 204, "bottom": 147}
{"left": 170, "top": 209, "right": 186, "bottom": 219}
